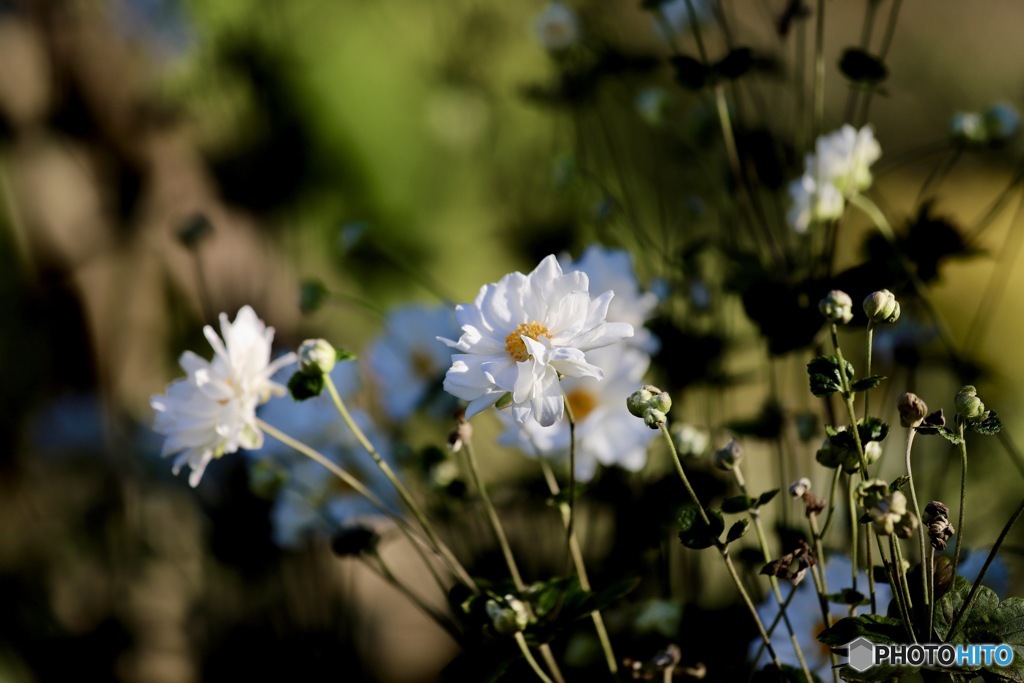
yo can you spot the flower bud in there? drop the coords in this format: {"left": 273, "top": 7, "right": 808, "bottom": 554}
{"left": 298, "top": 338, "right": 337, "bottom": 376}
{"left": 897, "top": 392, "right": 929, "bottom": 428}
{"left": 789, "top": 477, "right": 812, "bottom": 498}
{"left": 627, "top": 385, "right": 672, "bottom": 429}
{"left": 955, "top": 385, "right": 987, "bottom": 422}
{"left": 802, "top": 492, "right": 827, "bottom": 517}
{"left": 984, "top": 102, "right": 1020, "bottom": 143}
{"left": 486, "top": 596, "right": 530, "bottom": 636}
{"left": 863, "top": 441, "right": 882, "bottom": 467}
{"left": 923, "top": 500, "right": 955, "bottom": 551}
{"left": 819, "top": 290, "right": 854, "bottom": 324}
{"left": 713, "top": 439, "right": 743, "bottom": 471}
{"left": 950, "top": 112, "right": 987, "bottom": 146}
{"left": 855, "top": 478, "right": 890, "bottom": 510}
{"left": 863, "top": 289, "right": 900, "bottom": 325}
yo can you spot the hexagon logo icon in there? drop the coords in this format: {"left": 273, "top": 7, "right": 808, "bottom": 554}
{"left": 847, "top": 637, "right": 875, "bottom": 672}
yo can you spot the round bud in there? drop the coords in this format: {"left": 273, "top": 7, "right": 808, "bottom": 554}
{"left": 298, "top": 338, "right": 337, "bottom": 376}
{"left": 897, "top": 392, "right": 929, "bottom": 428}
{"left": 819, "top": 289, "right": 854, "bottom": 324}
{"left": 789, "top": 477, "right": 812, "bottom": 498}
{"left": 863, "top": 441, "right": 882, "bottom": 467}
{"left": 863, "top": 289, "right": 900, "bottom": 325}
{"left": 627, "top": 385, "right": 672, "bottom": 429}
{"left": 713, "top": 439, "right": 743, "bottom": 471}
{"left": 955, "top": 385, "right": 987, "bottom": 422}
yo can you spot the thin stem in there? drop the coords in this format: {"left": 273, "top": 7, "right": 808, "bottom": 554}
{"left": 847, "top": 474, "right": 859, "bottom": 617}
{"left": 945, "top": 497, "right": 1024, "bottom": 643}
{"left": 813, "top": 0, "right": 826, "bottom": 139}
{"left": 323, "top": 376, "right": 477, "bottom": 591}
{"left": 365, "top": 553, "right": 461, "bottom": 639}
{"left": 539, "top": 461, "right": 618, "bottom": 676}
{"left": 904, "top": 427, "right": 929, "bottom": 622}
{"left": 515, "top": 632, "right": 555, "bottom": 683}
{"left": 928, "top": 546, "right": 936, "bottom": 641}
{"left": 864, "top": 324, "right": 874, "bottom": 419}
{"left": 659, "top": 424, "right": 783, "bottom": 670}
{"left": 889, "top": 536, "right": 918, "bottom": 643}
{"left": 819, "top": 467, "right": 843, "bottom": 537}
{"left": 953, "top": 421, "right": 968, "bottom": 580}
{"left": 563, "top": 392, "right": 578, "bottom": 579}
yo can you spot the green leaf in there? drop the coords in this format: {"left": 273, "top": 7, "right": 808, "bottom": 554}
{"left": 726, "top": 519, "right": 750, "bottom": 543}
{"left": 851, "top": 375, "right": 886, "bottom": 392}
{"left": 826, "top": 588, "right": 870, "bottom": 606}
{"left": 713, "top": 47, "right": 753, "bottom": 80}
{"left": 288, "top": 371, "right": 324, "bottom": 400}
{"left": 839, "top": 48, "right": 889, "bottom": 83}
{"left": 721, "top": 495, "right": 756, "bottom": 513}
{"left": 677, "top": 505, "right": 724, "bottom": 550}
{"left": 936, "top": 426, "right": 964, "bottom": 445}
{"left": 670, "top": 55, "right": 710, "bottom": 90}
{"left": 336, "top": 349, "right": 357, "bottom": 362}
{"left": 299, "top": 279, "right": 328, "bottom": 314}
{"left": 756, "top": 489, "right": 781, "bottom": 508}
{"left": 807, "top": 355, "right": 854, "bottom": 397}
{"left": 818, "top": 614, "right": 906, "bottom": 646}
{"left": 888, "top": 475, "right": 910, "bottom": 494}
{"left": 857, "top": 417, "right": 889, "bottom": 443}
{"left": 971, "top": 410, "right": 1004, "bottom": 436}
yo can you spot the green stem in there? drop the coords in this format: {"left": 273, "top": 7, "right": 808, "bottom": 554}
{"left": 889, "top": 536, "right": 918, "bottom": 643}
{"left": 539, "top": 461, "right": 618, "bottom": 676}
{"left": 659, "top": 424, "right": 783, "bottom": 670}
{"left": 953, "top": 421, "right": 968, "bottom": 580}
{"left": 904, "top": 427, "right": 930, "bottom": 624}
{"left": 864, "top": 324, "right": 874, "bottom": 419}
{"left": 819, "top": 467, "right": 843, "bottom": 537}
{"left": 365, "top": 553, "right": 461, "bottom": 639}
{"left": 847, "top": 474, "right": 859, "bottom": 617}
{"left": 813, "top": 0, "right": 826, "bottom": 139}
{"left": 323, "top": 376, "right": 477, "bottom": 591}
{"left": 515, "top": 632, "right": 555, "bottom": 683}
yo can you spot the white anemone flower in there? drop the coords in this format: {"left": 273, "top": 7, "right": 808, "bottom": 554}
{"left": 559, "top": 245, "right": 660, "bottom": 353}
{"left": 440, "top": 254, "right": 634, "bottom": 427}
{"left": 748, "top": 555, "right": 892, "bottom": 680}
{"left": 787, "top": 172, "right": 844, "bottom": 233}
{"left": 814, "top": 124, "right": 881, "bottom": 195}
{"left": 498, "top": 346, "right": 656, "bottom": 480}
{"left": 151, "top": 306, "right": 296, "bottom": 487}
{"left": 366, "top": 304, "right": 459, "bottom": 421}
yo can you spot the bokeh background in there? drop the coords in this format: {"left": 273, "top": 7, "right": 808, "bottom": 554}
{"left": 4, "top": 0, "right": 1024, "bottom": 681}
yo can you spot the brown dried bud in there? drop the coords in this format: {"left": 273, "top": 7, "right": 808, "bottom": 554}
{"left": 923, "top": 501, "right": 955, "bottom": 550}
{"left": 898, "top": 392, "right": 929, "bottom": 428}
{"left": 802, "top": 491, "right": 827, "bottom": 517}
{"left": 761, "top": 540, "right": 817, "bottom": 586}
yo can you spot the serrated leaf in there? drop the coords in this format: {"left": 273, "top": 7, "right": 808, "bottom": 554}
{"left": 937, "top": 426, "right": 964, "bottom": 445}
{"left": 851, "top": 375, "right": 886, "bottom": 392}
{"left": 721, "top": 495, "right": 757, "bottom": 513}
{"left": 807, "top": 355, "right": 854, "bottom": 397}
{"left": 756, "top": 489, "right": 781, "bottom": 508}
{"left": 288, "top": 371, "right": 324, "bottom": 400}
{"left": 678, "top": 505, "right": 724, "bottom": 550}
{"left": 839, "top": 48, "right": 888, "bottom": 83}
{"left": 818, "top": 614, "right": 906, "bottom": 646}
{"left": 971, "top": 410, "right": 1004, "bottom": 436}
{"left": 726, "top": 519, "right": 750, "bottom": 543}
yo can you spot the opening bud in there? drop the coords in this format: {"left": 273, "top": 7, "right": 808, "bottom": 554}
{"left": 298, "top": 338, "right": 337, "bottom": 376}
{"left": 819, "top": 289, "right": 854, "bottom": 324}
{"left": 627, "top": 385, "right": 672, "bottom": 429}
{"left": 955, "top": 385, "right": 987, "bottom": 422}
{"left": 863, "top": 289, "right": 900, "bottom": 325}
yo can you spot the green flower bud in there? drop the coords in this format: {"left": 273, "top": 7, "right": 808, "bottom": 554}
{"left": 862, "top": 289, "right": 900, "bottom": 325}
{"left": 627, "top": 385, "right": 672, "bottom": 429}
{"left": 863, "top": 441, "right": 882, "bottom": 467}
{"left": 713, "top": 439, "right": 743, "bottom": 471}
{"left": 955, "top": 385, "right": 987, "bottom": 422}
{"left": 298, "top": 338, "right": 337, "bottom": 376}
{"left": 819, "top": 289, "right": 854, "bottom": 324}
{"left": 486, "top": 596, "right": 529, "bottom": 636}
{"left": 897, "top": 392, "right": 928, "bottom": 428}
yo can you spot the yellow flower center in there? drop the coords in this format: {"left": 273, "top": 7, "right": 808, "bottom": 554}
{"left": 505, "top": 321, "right": 551, "bottom": 362}
{"left": 566, "top": 388, "right": 598, "bottom": 422}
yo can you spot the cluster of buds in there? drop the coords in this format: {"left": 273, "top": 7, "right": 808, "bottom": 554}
{"left": 485, "top": 595, "right": 530, "bottom": 636}
{"left": 863, "top": 289, "right": 900, "bottom": 325}
{"left": 627, "top": 385, "right": 672, "bottom": 429}
{"left": 789, "top": 477, "right": 826, "bottom": 516}
{"left": 898, "top": 392, "right": 929, "bottom": 428}
{"left": 712, "top": 439, "right": 743, "bottom": 471}
{"left": 868, "top": 490, "right": 919, "bottom": 538}
{"left": 923, "top": 501, "right": 956, "bottom": 551}
{"left": 819, "top": 290, "right": 854, "bottom": 324}
{"left": 761, "top": 540, "right": 817, "bottom": 586}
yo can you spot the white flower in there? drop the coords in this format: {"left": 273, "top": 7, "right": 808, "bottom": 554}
{"left": 559, "top": 245, "right": 660, "bottom": 353}
{"left": 151, "top": 306, "right": 296, "bottom": 487}
{"left": 498, "top": 346, "right": 656, "bottom": 480}
{"left": 366, "top": 304, "right": 459, "bottom": 421}
{"left": 440, "top": 254, "right": 634, "bottom": 427}
{"left": 749, "top": 555, "right": 892, "bottom": 680}
{"left": 950, "top": 111, "right": 987, "bottom": 145}
{"left": 788, "top": 124, "right": 881, "bottom": 232}
{"left": 534, "top": 2, "right": 580, "bottom": 52}
{"left": 249, "top": 364, "right": 398, "bottom": 548}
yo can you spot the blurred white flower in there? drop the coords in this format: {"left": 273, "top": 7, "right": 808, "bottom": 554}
{"left": 441, "top": 254, "right": 634, "bottom": 427}
{"left": 498, "top": 346, "right": 656, "bottom": 480}
{"left": 749, "top": 555, "right": 892, "bottom": 680}
{"left": 534, "top": 2, "right": 581, "bottom": 52}
{"left": 788, "top": 124, "right": 880, "bottom": 232}
{"left": 559, "top": 245, "right": 660, "bottom": 352}
{"left": 984, "top": 102, "right": 1021, "bottom": 143}
{"left": 151, "top": 306, "right": 296, "bottom": 487}
{"left": 249, "top": 363, "right": 398, "bottom": 549}
{"left": 366, "top": 304, "right": 459, "bottom": 421}
{"left": 950, "top": 111, "right": 987, "bottom": 145}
